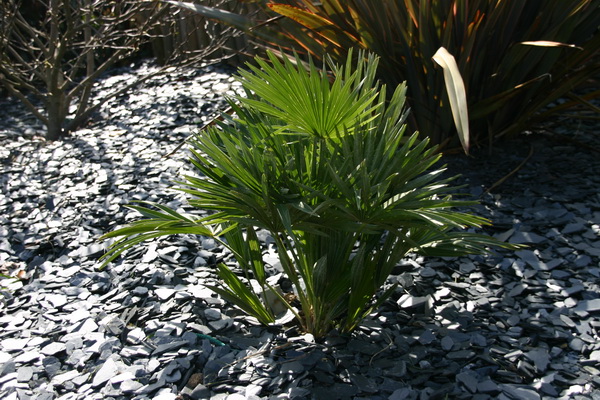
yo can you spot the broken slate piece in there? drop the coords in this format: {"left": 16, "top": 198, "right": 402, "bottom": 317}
{"left": 500, "top": 384, "right": 540, "bottom": 400}
{"left": 40, "top": 342, "right": 66, "bottom": 356}
{"left": 418, "top": 329, "right": 436, "bottom": 345}
{"left": 17, "top": 366, "right": 34, "bottom": 382}
{"left": 525, "top": 348, "right": 550, "bottom": 373}
{"left": 574, "top": 299, "right": 600, "bottom": 313}
{"left": 456, "top": 371, "right": 478, "bottom": 393}
{"left": 515, "top": 250, "right": 548, "bottom": 270}
{"left": 397, "top": 294, "right": 433, "bottom": 310}
{"left": 92, "top": 356, "right": 122, "bottom": 387}
{"left": 509, "top": 231, "right": 546, "bottom": 244}
{"left": 151, "top": 341, "right": 188, "bottom": 356}
{"left": 563, "top": 222, "right": 586, "bottom": 234}
{"left": 155, "top": 287, "right": 176, "bottom": 300}
{"left": 441, "top": 336, "right": 454, "bottom": 351}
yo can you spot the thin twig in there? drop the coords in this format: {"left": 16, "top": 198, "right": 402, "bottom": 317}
{"left": 484, "top": 144, "right": 534, "bottom": 195}
{"left": 540, "top": 128, "right": 600, "bottom": 154}
{"left": 163, "top": 105, "right": 233, "bottom": 159}
{"left": 369, "top": 330, "right": 394, "bottom": 366}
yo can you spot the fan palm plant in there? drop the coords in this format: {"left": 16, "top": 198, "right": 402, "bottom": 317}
{"left": 101, "top": 50, "right": 514, "bottom": 338}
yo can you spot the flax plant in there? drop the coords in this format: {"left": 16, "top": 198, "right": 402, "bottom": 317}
{"left": 101, "top": 51, "right": 512, "bottom": 337}
{"left": 168, "top": 0, "right": 600, "bottom": 150}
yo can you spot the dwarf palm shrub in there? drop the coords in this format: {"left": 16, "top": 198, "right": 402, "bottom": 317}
{"left": 101, "top": 51, "right": 512, "bottom": 338}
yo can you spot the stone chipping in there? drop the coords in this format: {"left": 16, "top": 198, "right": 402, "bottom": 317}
{"left": 0, "top": 60, "right": 599, "bottom": 400}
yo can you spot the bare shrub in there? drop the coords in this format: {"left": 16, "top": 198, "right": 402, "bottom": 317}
{"left": 0, "top": 0, "right": 241, "bottom": 140}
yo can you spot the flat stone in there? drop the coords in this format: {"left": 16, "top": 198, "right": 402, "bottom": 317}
{"left": 280, "top": 361, "right": 304, "bottom": 375}
{"left": 574, "top": 299, "right": 600, "bottom": 313}
{"left": 40, "top": 342, "right": 66, "bottom": 356}
{"left": 515, "top": 250, "right": 548, "bottom": 270}
{"left": 509, "top": 231, "right": 546, "bottom": 244}
{"left": 2, "top": 338, "right": 29, "bottom": 352}
{"left": 456, "top": 371, "right": 478, "bottom": 393}
{"left": 73, "top": 318, "right": 99, "bottom": 334}
{"left": 16, "top": 366, "right": 33, "bottom": 382}
{"left": 459, "top": 261, "right": 477, "bottom": 274}
{"left": 42, "top": 356, "right": 61, "bottom": 377}
{"left": 92, "top": 356, "right": 122, "bottom": 387}
{"left": 588, "top": 350, "right": 600, "bottom": 362}
{"left": 155, "top": 287, "right": 176, "bottom": 300}
{"left": 389, "top": 387, "right": 416, "bottom": 400}
{"left": 349, "top": 373, "right": 378, "bottom": 393}
{"left": 52, "top": 369, "right": 81, "bottom": 385}
{"left": 208, "top": 318, "right": 233, "bottom": 332}
{"left": 574, "top": 255, "right": 592, "bottom": 268}
{"left": 508, "top": 283, "right": 527, "bottom": 297}
{"left": 563, "top": 222, "right": 586, "bottom": 234}
{"left": 44, "top": 293, "right": 68, "bottom": 308}
{"left": 525, "top": 348, "right": 550, "bottom": 373}
{"left": 441, "top": 336, "right": 454, "bottom": 351}
{"left": 500, "top": 384, "right": 540, "bottom": 400}
{"left": 151, "top": 341, "right": 188, "bottom": 356}
{"left": 418, "top": 329, "right": 435, "bottom": 345}
{"left": 132, "top": 286, "right": 149, "bottom": 295}
{"left": 447, "top": 350, "right": 475, "bottom": 360}
{"left": 126, "top": 327, "right": 146, "bottom": 344}
{"left": 419, "top": 267, "right": 436, "bottom": 277}
{"left": 204, "top": 308, "right": 222, "bottom": 321}
{"left": 477, "top": 378, "right": 499, "bottom": 393}
{"left": 397, "top": 294, "right": 433, "bottom": 310}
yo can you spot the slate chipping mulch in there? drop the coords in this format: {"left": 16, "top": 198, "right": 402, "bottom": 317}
{"left": 0, "top": 60, "right": 599, "bottom": 400}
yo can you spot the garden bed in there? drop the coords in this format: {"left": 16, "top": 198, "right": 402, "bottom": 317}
{"left": 0, "top": 60, "right": 599, "bottom": 400}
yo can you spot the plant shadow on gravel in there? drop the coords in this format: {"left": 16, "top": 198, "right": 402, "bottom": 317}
{"left": 425, "top": 124, "right": 600, "bottom": 396}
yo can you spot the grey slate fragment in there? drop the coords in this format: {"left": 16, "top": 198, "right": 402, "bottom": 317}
{"left": 499, "top": 384, "right": 540, "bottom": 400}
{"left": 419, "top": 267, "right": 436, "bottom": 278}
{"left": 16, "top": 366, "right": 33, "bottom": 382}
{"left": 280, "top": 361, "right": 304, "bottom": 375}
{"left": 397, "top": 294, "right": 433, "bottom": 310}
{"left": 120, "top": 379, "right": 144, "bottom": 393}
{"left": 0, "top": 360, "right": 15, "bottom": 377}
{"left": 456, "top": 371, "right": 478, "bottom": 393}
{"left": 509, "top": 231, "right": 546, "bottom": 244}
{"left": 515, "top": 250, "right": 548, "bottom": 270}
{"left": 447, "top": 350, "right": 475, "bottom": 360}
{"left": 188, "top": 384, "right": 211, "bottom": 400}
{"left": 574, "top": 299, "right": 600, "bottom": 313}
{"left": 42, "top": 356, "right": 61, "bottom": 377}
{"left": 92, "top": 356, "right": 121, "bottom": 387}
{"left": 418, "top": 329, "right": 435, "bottom": 345}
{"left": 151, "top": 341, "right": 188, "bottom": 356}
{"left": 389, "top": 387, "right": 416, "bottom": 400}
{"left": 441, "top": 336, "right": 454, "bottom": 351}
{"left": 40, "top": 342, "right": 66, "bottom": 356}
{"left": 588, "top": 350, "right": 600, "bottom": 362}
{"left": 477, "top": 378, "right": 499, "bottom": 393}
{"left": 563, "top": 222, "right": 586, "bottom": 234}
{"left": 524, "top": 349, "right": 550, "bottom": 373}
{"left": 349, "top": 373, "right": 379, "bottom": 394}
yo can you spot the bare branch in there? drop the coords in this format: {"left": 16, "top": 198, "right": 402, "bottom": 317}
{"left": 0, "top": 79, "right": 49, "bottom": 125}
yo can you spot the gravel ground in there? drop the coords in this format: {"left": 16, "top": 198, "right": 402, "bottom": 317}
{"left": 0, "top": 60, "right": 599, "bottom": 400}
